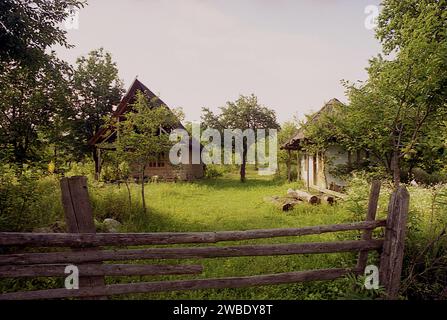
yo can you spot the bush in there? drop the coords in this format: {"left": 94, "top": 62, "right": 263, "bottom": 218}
{"left": 0, "top": 165, "right": 62, "bottom": 232}
{"left": 204, "top": 165, "right": 224, "bottom": 179}
{"left": 400, "top": 185, "right": 447, "bottom": 299}
{"left": 65, "top": 161, "right": 95, "bottom": 180}
{"left": 410, "top": 167, "right": 447, "bottom": 186}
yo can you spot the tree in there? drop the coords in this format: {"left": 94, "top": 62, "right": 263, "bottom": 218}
{"left": 202, "top": 95, "right": 279, "bottom": 182}
{"left": 114, "top": 91, "right": 178, "bottom": 213}
{"left": 303, "top": 0, "right": 447, "bottom": 187}
{"left": 70, "top": 48, "right": 124, "bottom": 175}
{"left": 0, "top": 0, "right": 85, "bottom": 165}
{"left": 0, "top": 0, "right": 85, "bottom": 67}
{"left": 278, "top": 121, "right": 298, "bottom": 181}
{"left": 0, "top": 55, "right": 73, "bottom": 164}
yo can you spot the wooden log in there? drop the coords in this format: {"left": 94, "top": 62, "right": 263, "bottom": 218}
{"left": 0, "top": 268, "right": 360, "bottom": 300}
{"left": 264, "top": 196, "right": 301, "bottom": 211}
{"left": 321, "top": 195, "right": 335, "bottom": 205}
{"left": 357, "top": 180, "right": 381, "bottom": 271}
{"left": 60, "top": 176, "right": 106, "bottom": 299}
{"left": 0, "top": 220, "right": 386, "bottom": 247}
{"left": 0, "top": 264, "right": 203, "bottom": 278}
{"left": 287, "top": 189, "right": 320, "bottom": 205}
{"left": 0, "top": 240, "right": 384, "bottom": 266}
{"left": 310, "top": 186, "right": 348, "bottom": 200}
{"left": 0, "top": 221, "right": 386, "bottom": 247}
{"left": 379, "top": 186, "right": 410, "bottom": 300}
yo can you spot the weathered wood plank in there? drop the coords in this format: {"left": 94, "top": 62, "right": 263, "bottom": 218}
{"left": 0, "top": 220, "right": 386, "bottom": 247}
{"left": 310, "top": 186, "right": 348, "bottom": 200}
{"left": 357, "top": 180, "right": 381, "bottom": 271}
{"left": 0, "top": 240, "right": 384, "bottom": 266}
{"left": 60, "top": 176, "right": 106, "bottom": 299}
{"left": 0, "top": 268, "right": 360, "bottom": 300}
{"left": 0, "top": 264, "right": 203, "bottom": 278}
{"left": 379, "top": 186, "right": 410, "bottom": 300}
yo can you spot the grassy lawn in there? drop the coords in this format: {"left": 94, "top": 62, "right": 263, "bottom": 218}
{"left": 2, "top": 168, "right": 442, "bottom": 299}
{"left": 87, "top": 169, "right": 379, "bottom": 300}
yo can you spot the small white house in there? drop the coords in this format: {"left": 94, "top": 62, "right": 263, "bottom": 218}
{"left": 282, "top": 98, "right": 357, "bottom": 192}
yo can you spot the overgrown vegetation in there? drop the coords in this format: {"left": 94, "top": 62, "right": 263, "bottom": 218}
{"left": 1, "top": 166, "right": 446, "bottom": 300}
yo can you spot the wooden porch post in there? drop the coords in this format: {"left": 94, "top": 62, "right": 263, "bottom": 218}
{"left": 297, "top": 151, "right": 301, "bottom": 182}
{"left": 306, "top": 155, "right": 310, "bottom": 191}
{"left": 287, "top": 149, "right": 292, "bottom": 182}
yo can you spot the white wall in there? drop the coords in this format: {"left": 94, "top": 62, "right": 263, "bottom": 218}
{"left": 324, "top": 145, "right": 349, "bottom": 188}
{"left": 298, "top": 145, "right": 350, "bottom": 189}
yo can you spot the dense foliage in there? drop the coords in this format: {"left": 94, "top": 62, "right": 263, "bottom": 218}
{"left": 301, "top": 0, "right": 447, "bottom": 186}
{"left": 202, "top": 95, "right": 280, "bottom": 182}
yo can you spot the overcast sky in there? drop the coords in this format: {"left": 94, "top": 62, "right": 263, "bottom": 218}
{"left": 54, "top": 0, "right": 382, "bottom": 123}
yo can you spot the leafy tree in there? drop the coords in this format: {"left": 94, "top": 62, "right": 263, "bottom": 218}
{"left": 278, "top": 121, "right": 298, "bottom": 181}
{"left": 376, "top": 0, "right": 447, "bottom": 54}
{"left": 0, "top": 55, "right": 73, "bottom": 164}
{"left": 70, "top": 48, "right": 124, "bottom": 174}
{"left": 100, "top": 152, "right": 132, "bottom": 208}
{"left": 202, "top": 95, "right": 279, "bottom": 182}
{"left": 0, "top": 0, "right": 85, "bottom": 67}
{"left": 113, "top": 91, "right": 178, "bottom": 213}
{"left": 303, "top": 0, "right": 447, "bottom": 187}
{"left": 0, "top": 0, "right": 85, "bottom": 165}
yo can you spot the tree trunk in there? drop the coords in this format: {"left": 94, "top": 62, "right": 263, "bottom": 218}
{"left": 141, "top": 166, "right": 146, "bottom": 213}
{"left": 240, "top": 141, "right": 247, "bottom": 183}
{"left": 93, "top": 149, "right": 100, "bottom": 181}
{"left": 125, "top": 180, "right": 132, "bottom": 209}
{"left": 391, "top": 149, "right": 401, "bottom": 188}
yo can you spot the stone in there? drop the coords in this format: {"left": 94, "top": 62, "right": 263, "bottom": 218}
{"left": 103, "top": 218, "right": 122, "bottom": 233}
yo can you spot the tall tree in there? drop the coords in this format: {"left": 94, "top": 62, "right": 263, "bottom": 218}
{"left": 0, "top": 56, "right": 73, "bottom": 164}
{"left": 0, "top": 0, "right": 85, "bottom": 164}
{"left": 202, "top": 95, "right": 279, "bottom": 182}
{"left": 302, "top": 0, "right": 447, "bottom": 187}
{"left": 70, "top": 48, "right": 124, "bottom": 173}
{"left": 0, "top": 0, "right": 85, "bottom": 67}
{"left": 113, "top": 91, "right": 178, "bottom": 213}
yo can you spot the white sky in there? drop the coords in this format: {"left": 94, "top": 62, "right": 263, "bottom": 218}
{"left": 54, "top": 0, "right": 382, "bottom": 124}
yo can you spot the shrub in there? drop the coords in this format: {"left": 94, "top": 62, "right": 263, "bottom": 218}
{"left": 204, "top": 165, "right": 224, "bottom": 179}
{"left": 0, "top": 165, "right": 62, "bottom": 232}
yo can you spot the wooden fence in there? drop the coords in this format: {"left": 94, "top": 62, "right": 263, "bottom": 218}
{"left": 0, "top": 177, "right": 409, "bottom": 300}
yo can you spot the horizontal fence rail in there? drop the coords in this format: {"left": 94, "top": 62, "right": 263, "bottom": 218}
{"left": 0, "top": 264, "right": 203, "bottom": 278}
{"left": 0, "top": 178, "right": 409, "bottom": 300}
{"left": 0, "top": 240, "right": 384, "bottom": 266}
{"left": 0, "top": 268, "right": 360, "bottom": 300}
{"left": 0, "top": 220, "right": 386, "bottom": 247}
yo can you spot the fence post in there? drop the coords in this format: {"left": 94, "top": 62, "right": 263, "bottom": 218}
{"left": 60, "top": 176, "right": 106, "bottom": 299}
{"left": 379, "top": 185, "right": 410, "bottom": 299}
{"left": 356, "top": 180, "right": 381, "bottom": 272}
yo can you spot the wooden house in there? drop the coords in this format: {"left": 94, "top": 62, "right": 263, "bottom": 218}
{"left": 282, "top": 98, "right": 364, "bottom": 191}
{"left": 88, "top": 78, "right": 204, "bottom": 182}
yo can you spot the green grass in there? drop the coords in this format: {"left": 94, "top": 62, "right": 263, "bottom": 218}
{"left": 86, "top": 169, "right": 374, "bottom": 300}
{"left": 4, "top": 168, "right": 442, "bottom": 299}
